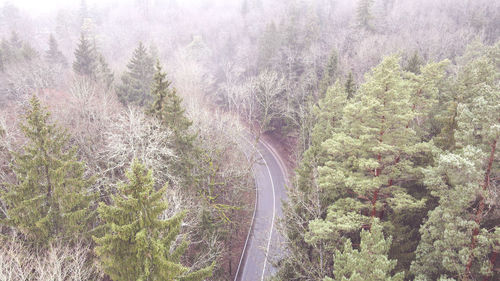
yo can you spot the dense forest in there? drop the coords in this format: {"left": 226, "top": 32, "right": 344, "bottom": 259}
{"left": 0, "top": 0, "right": 498, "bottom": 280}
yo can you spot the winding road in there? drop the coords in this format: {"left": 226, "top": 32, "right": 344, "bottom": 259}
{"left": 235, "top": 136, "right": 288, "bottom": 281}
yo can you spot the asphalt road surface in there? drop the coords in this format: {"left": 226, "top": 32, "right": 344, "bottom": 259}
{"left": 235, "top": 137, "right": 288, "bottom": 281}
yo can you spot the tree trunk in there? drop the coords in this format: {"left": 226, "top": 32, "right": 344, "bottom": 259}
{"left": 464, "top": 138, "right": 497, "bottom": 281}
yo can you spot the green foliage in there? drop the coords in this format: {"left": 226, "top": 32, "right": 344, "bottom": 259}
{"left": 405, "top": 52, "right": 423, "bottom": 74}
{"left": 356, "top": 0, "right": 375, "bottom": 30}
{"left": 95, "top": 53, "right": 114, "bottom": 89}
{"left": 73, "top": 33, "right": 114, "bottom": 87}
{"left": 411, "top": 41, "right": 499, "bottom": 281}
{"left": 149, "top": 61, "right": 194, "bottom": 144}
{"left": 280, "top": 55, "right": 452, "bottom": 279}
{"left": 94, "top": 160, "right": 213, "bottom": 281}
{"left": 314, "top": 56, "right": 428, "bottom": 236}
{"left": 277, "top": 82, "right": 348, "bottom": 280}
{"left": 116, "top": 42, "right": 155, "bottom": 106}
{"left": 148, "top": 61, "right": 197, "bottom": 186}
{"left": 0, "top": 31, "right": 38, "bottom": 69}
{"left": 344, "top": 72, "right": 356, "bottom": 99}
{"left": 318, "top": 49, "right": 338, "bottom": 97}
{"left": 73, "top": 33, "right": 97, "bottom": 78}
{"left": 1, "top": 96, "right": 94, "bottom": 246}
{"left": 324, "top": 219, "right": 404, "bottom": 281}
{"left": 45, "top": 34, "right": 67, "bottom": 67}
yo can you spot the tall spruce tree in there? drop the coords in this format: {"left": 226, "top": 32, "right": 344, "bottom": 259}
{"left": 45, "top": 34, "right": 67, "bottom": 67}
{"left": 94, "top": 160, "right": 213, "bottom": 281}
{"left": 0, "top": 96, "right": 94, "bottom": 246}
{"left": 116, "top": 42, "right": 155, "bottom": 106}
{"left": 73, "top": 33, "right": 97, "bottom": 79}
{"left": 148, "top": 62, "right": 196, "bottom": 185}
{"left": 325, "top": 219, "right": 404, "bottom": 281}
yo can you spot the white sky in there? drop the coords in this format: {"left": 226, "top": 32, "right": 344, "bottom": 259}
{"left": 2, "top": 0, "right": 100, "bottom": 14}
{"left": 2, "top": 0, "right": 226, "bottom": 15}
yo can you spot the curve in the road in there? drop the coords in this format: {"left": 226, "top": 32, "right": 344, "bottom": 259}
{"left": 235, "top": 136, "right": 287, "bottom": 281}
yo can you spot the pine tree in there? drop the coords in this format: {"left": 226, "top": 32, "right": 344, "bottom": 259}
{"left": 73, "top": 33, "right": 97, "bottom": 79}
{"left": 303, "top": 57, "right": 440, "bottom": 279}
{"left": 411, "top": 41, "right": 499, "bottom": 281}
{"left": 325, "top": 219, "right": 404, "bottom": 281}
{"left": 45, "top": 34, "right": 67, "bottom": 67}
{"left": 345, "top": 71, "right": 356, "bottom": 99}
{"left": 356, "top": 0, "right": 375, "bottom": 30}
{"left": 277, "top": 82, "right": 348, "bottom": 280}
{"left": 318, "top": 49, "right": 338, "bottom": 97}
{"left": 0, "top": 96, "right": 94, "bottom": 246}
{"left": 116, "top": 42, "right": 155, "bottom": 106}
{"left": 94, "top": 160, "right": 213, "bottom": 281}
{"left": 315, "top": 56, "right": 427, "bottom": 233}
{"left": 298, "top": 81, "right": 348, "bottom": 194}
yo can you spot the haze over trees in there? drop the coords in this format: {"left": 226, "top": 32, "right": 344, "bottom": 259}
{"left": 0, "top": 0, "right": 499, "bottom": 280}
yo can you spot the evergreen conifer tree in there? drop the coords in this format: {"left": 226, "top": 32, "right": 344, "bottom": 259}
{"left": 96, "top": 53, "right": 114, "bottom": 89}
{"left": 45, "top": 34, "right": 67, "bottom": 67}
{"left": 318, "top": 49, "right": 338, "bottom": 97}
{"left": 0, "top": 96, "right": 94, "bottom": 246}
{"left": 312, "top": 56, "right": 427, "bottom": 234}
{"left": 325, "top": 219, "right": 404, "bottom": 281}
{"left": 356, "top": 0, "right": 375, "bottom": 30}
{"left": 94, "top": 160, "right": 213, "bottom": 281}
{"left": 277, "top": 82, "right": 348, "bottom": 280}
{"left": 304, "top": 57, "right": 444, "bottom": 279}
{"left": 405, "top": 52, "right": 423, "bottom": 74}
{"left": 345, "top": 71, "right": 356, "bottom": 99}
{"left": 73, "top": 33, "right": 97, "bottom": 79}
{"left": 148, "top": 62, "right": 197, "bottom": 185}
{"left": 411, "top": 41, "right": 499, "bottom": 281}
{"left": 117, "top": 42, "right": 155, "bottom": 105}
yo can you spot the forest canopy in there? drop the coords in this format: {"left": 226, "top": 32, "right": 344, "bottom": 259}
{"left": 0, "top": 0, "right": 498, "bottom": 280}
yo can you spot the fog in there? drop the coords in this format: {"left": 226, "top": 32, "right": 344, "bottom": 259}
{"left": 0, "top": 1, "right": 499, "bottom": 280}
